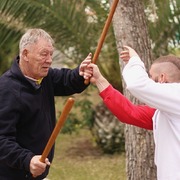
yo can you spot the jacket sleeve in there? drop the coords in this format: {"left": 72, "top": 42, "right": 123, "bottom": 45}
{"left": 49, "top": 67, "right": 89, "bottom": 96}
{"left": 0, "top": 87, "right": 34, "bottom": 172}
{"left": 100, "top": 85, "right": 155, "bottom": 130}
{"left": 122, "top": 56, "right": 180, "bottom": 115}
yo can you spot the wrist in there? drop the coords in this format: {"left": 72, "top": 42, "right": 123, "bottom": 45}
{"left": 95, "top": 75, "right": 110, "bottom": 92}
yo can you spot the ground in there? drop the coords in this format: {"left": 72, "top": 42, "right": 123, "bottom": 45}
{"left": 47, "top": 129, "right": 126, "bottom": 180}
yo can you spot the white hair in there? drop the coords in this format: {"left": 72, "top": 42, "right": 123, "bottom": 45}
{"left": 19, "top": 28, "right": 54, "bottom": 56}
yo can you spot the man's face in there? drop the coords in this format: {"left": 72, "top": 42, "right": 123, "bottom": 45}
{"left": 24, "top": 38, "right": 54, "bottom": 79}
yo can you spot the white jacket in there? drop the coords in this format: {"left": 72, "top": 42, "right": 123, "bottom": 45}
{"left": 122, "top": 56, "right": 180, "bottom": 180}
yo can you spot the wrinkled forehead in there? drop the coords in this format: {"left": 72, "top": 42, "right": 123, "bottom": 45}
{"left": 19, "top": 29, "right": 54, "bottom": 51}
{"left": 30, "top": 38, "right": 54, "bottom": 53}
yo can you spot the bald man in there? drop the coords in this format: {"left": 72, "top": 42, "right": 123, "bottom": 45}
{"left": 86, "top": 47, "right": 180, "bottom": 180}
{"left": 120, "top": 46, "right": 180, "bottom": 180}
{"left": 149, "top": 55, "right": 180, "bottom": 83}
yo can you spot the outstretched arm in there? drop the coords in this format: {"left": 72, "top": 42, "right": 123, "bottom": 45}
{"left": 100, "top": 85, "right": 154, "bottom": 130}
{"left": 87, "top": 63, "right": 155, "bottom": 130}
{"left": 120, "top": 46, "right": 180, "bottom": 115}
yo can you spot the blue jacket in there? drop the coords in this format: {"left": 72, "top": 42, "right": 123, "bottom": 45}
{"left": 0, "top": 57, "right": 88, "bottom": 179}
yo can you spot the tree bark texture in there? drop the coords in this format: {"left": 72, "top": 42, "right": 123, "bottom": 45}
{"left": 109, "top": 0, "right": 157, "bottom": 179}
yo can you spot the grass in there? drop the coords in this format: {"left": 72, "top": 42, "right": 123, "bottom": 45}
{"left": 47, "top": 128, "right": 126, "bottom": 180}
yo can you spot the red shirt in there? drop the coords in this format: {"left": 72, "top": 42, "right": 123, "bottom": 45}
{"left": 100, "top": 85, "right": 155, "bottom": 130}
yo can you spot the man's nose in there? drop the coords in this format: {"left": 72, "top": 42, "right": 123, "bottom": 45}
{"left": 46, "top": 54, "right": 53, "bottom": 63}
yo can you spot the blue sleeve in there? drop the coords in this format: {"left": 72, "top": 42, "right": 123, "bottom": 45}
{"left": 48, "top": 67, "right": 89, "bottom": 96}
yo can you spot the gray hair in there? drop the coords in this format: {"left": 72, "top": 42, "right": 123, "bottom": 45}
{"left": 19, "top": 28, "right": 54, "bottom": 56}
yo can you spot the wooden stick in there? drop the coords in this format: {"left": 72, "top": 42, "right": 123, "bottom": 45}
{"left": 40, "top": 97, "right": 75, "bottom": 162}
{"left": 84, "top": 0, "right": 120, "bottom": 85}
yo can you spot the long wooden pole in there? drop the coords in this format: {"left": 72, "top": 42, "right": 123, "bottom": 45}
{"left": 84, "top": 0, "right": 120, "bottom": 85}
{"left": 40, "top": 97, "right": 75, "bottom": 162}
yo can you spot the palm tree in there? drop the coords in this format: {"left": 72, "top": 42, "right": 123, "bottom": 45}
{"left": 0, "top": 2, "right": 109, "bottom": 60}
{"left": 0, "top": 0, "right": 179, "bottom": 79}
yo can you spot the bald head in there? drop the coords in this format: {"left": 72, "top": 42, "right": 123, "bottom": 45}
{"left": 149, "top": 55, "right": 180, "bottom": 83}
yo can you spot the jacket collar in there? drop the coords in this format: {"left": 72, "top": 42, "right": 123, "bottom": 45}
{"left": 11, "top": 56, "right": 41, "bottom": 90}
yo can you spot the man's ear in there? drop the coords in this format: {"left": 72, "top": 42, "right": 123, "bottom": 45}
{"left": 159, "top": 73, "right": 167, "bottom": 83}
{"left": 22, "top": 49, "right": 29, "bottom": 62}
